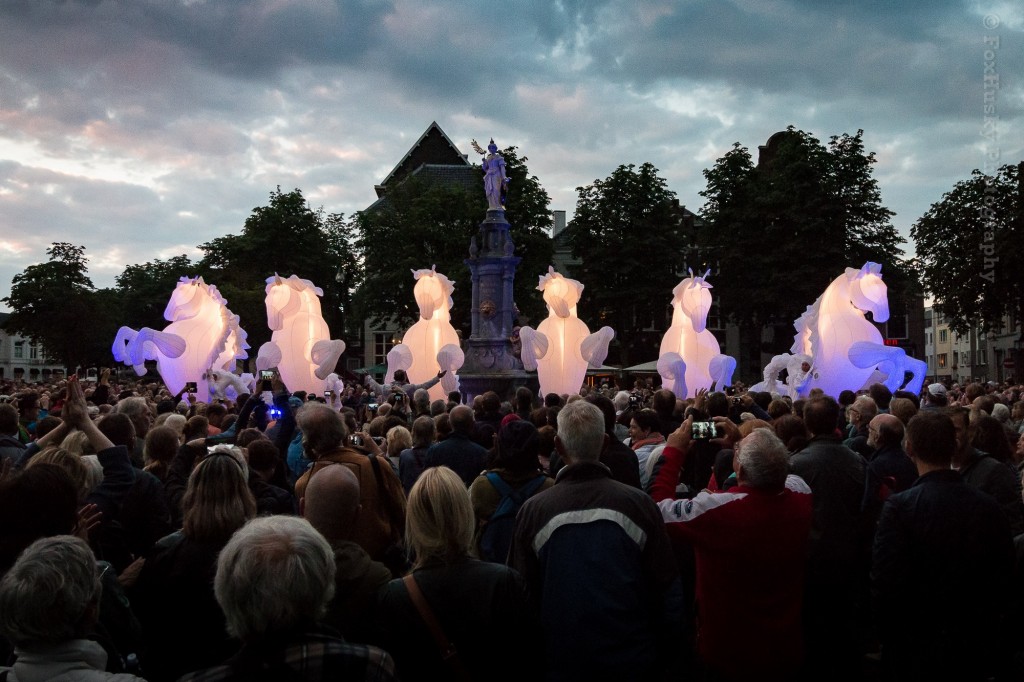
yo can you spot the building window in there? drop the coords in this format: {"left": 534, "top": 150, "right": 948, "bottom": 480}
{"left": 938, "top": 353, "right": 947, "bottom": 369}
{"left": 372, "top": 332, "right": 398, "bottom": 369}
{"left": 13, "top": 342, "right": 23, "bottom": 359}
{"left": 978, "top": 349, "right": 987, "bottom": 365}
{"left": 29, "top": 343, "right": 38, "bottom": 360}
{"left": 939, "top": 329, "right": 948, "bottom": 344}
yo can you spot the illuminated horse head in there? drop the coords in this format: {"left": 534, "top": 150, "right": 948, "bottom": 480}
{"left": 537, "top": 266, "right": 583, "bottom": 318}
{"left": 113, "top": 276, "right": 249, "bottom": 402}
{"left": 265, "top": 274, "right": 324, "bottom": 331}
{"left": 520, "top": 266, "right": 614, "bottom": 397}
{"left": 388, "top": 266, "right": 462, "bottom": 400}
{"left": 257, "top": 274, "right": 345, "bottom": 396}
{"left": 791, "top": 262, "right": 924, "bottom": 397}
{"left": 671, "top": 269, "right": 714, "bottom": 333}
{"left": 412, "top": 266, "right": 455, "bottom": 321}
{"left": 658, "top": 269, "right": 735, "bottom": 398}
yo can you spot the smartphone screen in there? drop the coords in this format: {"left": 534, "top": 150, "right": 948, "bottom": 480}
{"left": 691, "top": 420, "right": 717, "bottom": 440}
{"left": 185, "top": 381, "right": 198, "bottom": 394}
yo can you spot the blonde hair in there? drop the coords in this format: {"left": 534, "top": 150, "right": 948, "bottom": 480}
{"left": 406, "top": 466, "right": 474, "bottom": 569}
{"left": 386, "top": 426, "right": 412, "bottom": 458}
{"left": 182, "top": 451, "right": 256, "bottom": 544}
{"left": 59, "top": 431, "right": 95, "bottom": 459}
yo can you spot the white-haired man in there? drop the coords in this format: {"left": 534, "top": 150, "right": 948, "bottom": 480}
{"left": 180, "top": 516, "right": 397, "bottom": 681}
{"left": 0, "top": 535, "right": 145, "bottom": 681}
{"left": 509, "top": 400, "right": 682, "bottom": 681}
{"left": 652, "top": 419, "right": 813, "bottom": 680}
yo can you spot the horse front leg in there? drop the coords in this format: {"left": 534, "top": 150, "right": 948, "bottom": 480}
{"left": 126, "top": 328, "right": 186, "bottom": 374}
{"left": 657, "top": 352, "right": 687, "bottom": 399}
{"left": 849, "top": 341, "right": 906, "bottom": 392}
{"left": 112, "top": 327, "right": 138, "bottom": 366}
{"left": 709, "top": 354, "right": 737, "bottom": 392}
{"left": 311, "top": 339, "right": 346, "bottom": 380}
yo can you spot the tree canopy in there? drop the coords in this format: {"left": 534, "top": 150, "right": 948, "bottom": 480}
{"left": 565, "top": 162, "right": 684, "bottom": 366}
{"left": 2, "top": 243, "right": 119, "bottom": 369}
{"left": 198, "top": 187, "right": 354, "bottom": 351}
{"left": 912, "top": 162, "right": 1023, "bottom": 336}
{"left": 698, "top": 127, "right": 912, "bottom": 374}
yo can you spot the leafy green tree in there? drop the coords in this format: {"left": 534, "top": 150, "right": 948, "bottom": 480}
{"left": 699, "top": 128, "right": 910, "bottom": 377}
{"left": 565, "top": 162, "right": 683, "bottom": 366}
{"left": 353, "top": 147, "right": 552, "bottom": 332}
{"left": 2, "top": 243, "right": 116, "bottom": 369}
{"left": 911, "top": 162, "right": 1023, "bottom": 336}
{"left": 198, "top": 188, "right": 353, "bottom": 353}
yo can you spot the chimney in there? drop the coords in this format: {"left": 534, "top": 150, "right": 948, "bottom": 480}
{"left": 552, "top": 210, "right": 566, "bottom": 237}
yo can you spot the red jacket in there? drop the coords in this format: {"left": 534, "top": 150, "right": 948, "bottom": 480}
{"left": 653, "top": 445, "right": 813, "bottom": 680}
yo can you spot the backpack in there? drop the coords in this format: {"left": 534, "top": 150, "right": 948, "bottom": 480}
{"left": 478, "top": 472, "right": 547, "bottom": 564}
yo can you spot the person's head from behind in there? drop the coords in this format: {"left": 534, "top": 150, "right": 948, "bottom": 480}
{"left": 0, "top": 465, "right": 79, "bottom": 573}
{"left": 555, "top": 400, "right": 605, "bottom": 465}
{"left": 97, "top": 412, "right": 136, "bottom": 452}
{"left": 867, "top": 414, "right": 904, "bottom": 451}
{"left": 215, "top": 516, "right": 335, "bottom": 641}
{"left": 0, "top": 536, "right": 100, "bottom": 648}
{"left": 115, "top": 396, "right": 152, "bottom": 438}
{"left": 767, "top": 399, "right": 791, "bottom": 420}
{"left": 494, "top": 420, "right": 542, "bottom": 475}
{"left": 393, "top": 369, "right": 408, "bottom": 384}
{"left": 302, "top": 463, "right": 361, "bottom": 546}
{"left": 412, "top": 388, "right": 430, "bottom": 416}
{"left": 906, "top": 411, "right": 957, "bottom": 469}
{"left": 144, "top": 425, "right": 179, "bottom": 470}
{"left": 0, "top": 403, "right": 18, "bottom": 437}
{"left": 584, "top": 393, "right": 618, "bottom": 436}
{"left": 411, "top": 415, "right": 435, "bottom": 448}
{"left": 772, "top": 414, "right": 808, "bottom": 453}
{"left": 183, "top": 449, "right": 256, "bottom": 544}
{"left": 28, "top": 447, "right": 91, "bottom": 503}
{"left": 245, "top": 439, "right": 280, "bottom": 481}
{"left": 971, "top": 414, "right": 1014, "bottom": 464}
{"left": 481, "top": 391, "right": 501, "bottom": 415}
{"left": 734, "top": 429, "right": 789, "bottom": 492}
{"left": 386, "top": 425, "right": 412, "bottom": 458}
{"left": 406, "top": 466, "right": 474, "bottom": 569}
{"left": 868, "top": 383, "right": 892, "bottom": 411}
{"left": 296, "top": 403, "right": 348, "bottom": 459}
{"left": 803, "top": 396, "right": 840, "bottom": 437}
{"left": 449, "top": 405, "right": 475, "bottom": 436}
{"left": 651, "top": 389, "right": 675, "bottom": 418}
{"left": 888, "top": 397, "right": 918, "bottom": 425}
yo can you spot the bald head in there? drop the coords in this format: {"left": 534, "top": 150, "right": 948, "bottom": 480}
{"left": 449, "top": 405, "right": 475, "bottom": 435}
{"left": 302, "top": 464, "right": 360, "bottom": 546}
{"left": 868, "top": 413, "right": 904, "bottom": 450}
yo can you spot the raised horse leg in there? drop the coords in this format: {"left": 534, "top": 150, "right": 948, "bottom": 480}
{"left": 311, "top": 339, "right": 346, "bottom": 380}
{"left": 125, "top": 328, "right": 186, "bottom": 375}
{"left": 709, "top": 354, "right": 737, "bottom": 392}
{"left": 849, "top": 341, "right": 906, "bottom": 393}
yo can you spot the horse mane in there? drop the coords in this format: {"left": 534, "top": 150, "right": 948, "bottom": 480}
{"left": 412, "top": 266, "right": 455, "bottom": 309}
{"left": 791, "top": 268, "right": 861, "bottom": 357}
{"left": 264, "top": 274, "right": 324, "bottom": 298}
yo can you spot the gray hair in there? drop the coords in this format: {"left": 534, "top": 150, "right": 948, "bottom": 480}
{"left": 612, "top": 391, "right": 630, "bottom": 412}
{"left": 413, "top": 388, "right": 431, "bottom": 413}
{"left": 556, "top": 400, "right": 605, "bottom": 463}
{"left": 214, "top": 516, "right": 335, "bottom": 640}
{"left": 115, "top": 396, "right": 149, "bottom": 420}
{"left": 851, "top": 396, "right": 878, "bottom": 423}
{"left": 0, "top": 536, "right": 100, "bottom": 645}
{"left": 735, "top": 428, "right": 789, "bottom": 490}
{"left": 296, "top": 403, "right": 348, "bottom": 456}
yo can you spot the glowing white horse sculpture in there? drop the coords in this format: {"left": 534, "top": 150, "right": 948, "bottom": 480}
{"left": 112, "top": 276, "right": 249, "bottom": 403}
{"left": 782, "top": 262, "right": 926, "bottom": 398}
{"left": 657, "top": 270, "right": 737, "bottom": 399}
{"left": 385, "top": 267, "right": 464, "bottom": 401}
{"left": 207, "top": 370, "right": 251, "bottom": 401}
{"left": 324, "top": 372, "right": 345, "bottom": 411}
{"left": 751, "top": 353, "right": 815, "bottom": 399}
{"left": 520, "top": 267, "right": 615, "bottom": 397}
{"left": 255, "top": 274, "right": 346, "bottom": 396}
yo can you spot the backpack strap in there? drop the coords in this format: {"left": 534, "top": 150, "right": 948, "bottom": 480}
{"left": 486, "top": 471, "right": 513, "bottom": 497}
{"left": 403, "top": 574, "right": 471, "bottom": 681}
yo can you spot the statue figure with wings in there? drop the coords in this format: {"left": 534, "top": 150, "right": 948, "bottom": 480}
{"left": 471, "top": 138, "right": 509, "bottom": 209}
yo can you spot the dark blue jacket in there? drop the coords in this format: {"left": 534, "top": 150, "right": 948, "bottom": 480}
{"left": 424, "top": 433, "right": 488, "bottom": 486}
{"left": 872, "top": 469, "right": 1014, "bottom": 681}
{"left": 510, "top": 460, "right": 683, "bottom": 682}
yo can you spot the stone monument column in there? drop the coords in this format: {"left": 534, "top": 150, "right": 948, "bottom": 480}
{"left": 459, "top": 207, "right": 529, "bottom": 400}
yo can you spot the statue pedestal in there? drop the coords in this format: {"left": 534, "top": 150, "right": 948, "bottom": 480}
{"left": 460, "top": 209, "right": 532, "bottom": 400}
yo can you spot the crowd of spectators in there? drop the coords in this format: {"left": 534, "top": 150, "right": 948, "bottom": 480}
{"left": 1, "top": 367, "right": 1023, "bottom": 681}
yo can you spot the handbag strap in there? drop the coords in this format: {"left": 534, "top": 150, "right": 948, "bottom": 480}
{"left": 402, "top": 573, "right": 471, "bottom": 681}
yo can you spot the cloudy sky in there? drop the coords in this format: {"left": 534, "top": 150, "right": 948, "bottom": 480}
{"left": 1, "top": 0, "right": 1021, "bottom": 312}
